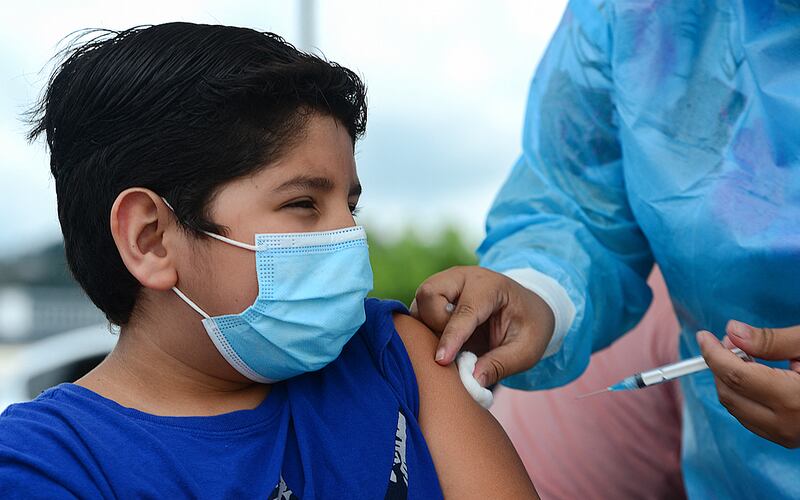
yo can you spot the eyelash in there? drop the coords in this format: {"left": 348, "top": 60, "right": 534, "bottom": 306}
{"left": 284, "top": 200, "right": 362, "bottom": 216}
{"left": 286, "top": 200, "right": 315, "bottom": 210}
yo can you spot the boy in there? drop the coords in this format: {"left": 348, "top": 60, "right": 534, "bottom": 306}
{"left": 0, "top": 23, "right": 536, "bottom": 498}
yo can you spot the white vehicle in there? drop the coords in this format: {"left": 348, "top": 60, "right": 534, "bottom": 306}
{"left": 0, "top": 324, "right": 117, "bottom": 413}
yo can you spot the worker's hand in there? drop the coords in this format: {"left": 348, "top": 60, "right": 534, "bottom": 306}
{"left": 410, "top": 266, "right": 555, "bottom": 387}
{"left": 697, "top": 321, "right": 800, "bottom": 448}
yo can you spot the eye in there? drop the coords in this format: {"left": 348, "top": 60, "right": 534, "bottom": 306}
{"left": 283, "top": 199, "right": 316, "bottom": 211}
{"left": 350, "top": 204, "right": 362, "bottom": 216}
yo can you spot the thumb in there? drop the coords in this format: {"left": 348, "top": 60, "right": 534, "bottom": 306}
{"left": 473, "top": 341, "right": 534, "bottom": 387}
{"left": 436, "top": 292, "right": 497, "bottom": 365}
{"left": 409, "top": 299, "right": 419, "bottom": 319}
{"left": 726, "top": 320, "right": 800, "bottom": 360}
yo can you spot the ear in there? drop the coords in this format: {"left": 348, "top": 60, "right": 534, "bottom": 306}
{"left": 110, "top": 188, "right": 178, "bottom": 291}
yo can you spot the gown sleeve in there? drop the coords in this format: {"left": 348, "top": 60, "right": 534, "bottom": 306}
{"left": 478, "top": 0, "right": 655, "bottom": 390}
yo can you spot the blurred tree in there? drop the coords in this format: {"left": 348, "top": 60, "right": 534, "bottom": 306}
{"left": 367, "top": 226, "right": 477, "bottom": 307}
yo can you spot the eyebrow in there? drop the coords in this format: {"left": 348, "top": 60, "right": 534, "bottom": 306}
{"left": 274, "top": 175, "right": 362, "bottom": 196}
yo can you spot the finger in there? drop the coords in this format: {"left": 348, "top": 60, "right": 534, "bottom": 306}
{"left": 473, "top": 339, "right": 536, "bottom": 387}
{"left": 713, "top": 377, "right": 778, "bottom": 443}
{"left": 413, "top": 273, "right": 461, "bottom": 334}
{"left": 722, "top": 335, "right": 736, "bottom": 350}
{"left": 409, "top": 299, "right": 418, "bottom": 318}
{"left": 698, "top": 330, "right": 786, "bottom": 407}
{"left": 437, "top": 283, "right": 500, "bottom": 365}
{"left": 726, "top": 320, "right": 800, "bottom": 360}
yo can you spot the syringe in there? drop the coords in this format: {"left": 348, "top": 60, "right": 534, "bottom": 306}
{"left": 577, "top": 347, "right": 752, "bottom": 399}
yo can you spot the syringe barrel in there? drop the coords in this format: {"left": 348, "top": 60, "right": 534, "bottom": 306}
{"left": 639, "top": 348, "right": 748, "bottom": 387}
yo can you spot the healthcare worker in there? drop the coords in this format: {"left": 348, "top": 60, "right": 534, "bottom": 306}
{"left": 411, "top": 1, "right": 800, "bottom": 497}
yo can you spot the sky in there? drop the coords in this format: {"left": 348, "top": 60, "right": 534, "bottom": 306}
{"left": 0, "top": 0, "right": 567, "bottom": 257}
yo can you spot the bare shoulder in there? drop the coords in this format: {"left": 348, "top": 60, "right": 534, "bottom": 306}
{"left": 391, "top": 312, "right": 538, "bottom": 499}
{"left": 391, "top": 313, "right": 448, "bottom": 373}
{"left": 391, "top": 312, "right": 465, "bottom": 403}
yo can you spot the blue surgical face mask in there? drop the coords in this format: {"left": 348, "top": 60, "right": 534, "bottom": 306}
{"left": 168, "top": 206, "right": 373, "bottom": 382}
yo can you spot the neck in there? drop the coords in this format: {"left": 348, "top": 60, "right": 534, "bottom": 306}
{"left": 76, "top": 309, "right": 270, "bottom": 417}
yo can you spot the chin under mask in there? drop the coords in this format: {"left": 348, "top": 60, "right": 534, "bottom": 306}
{"left": 171, "top": 222, "right": 373, "bottom": 383}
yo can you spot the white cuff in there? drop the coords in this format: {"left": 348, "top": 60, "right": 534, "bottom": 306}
{"left": 502, "top": 267, "right": 576, "bottom": 359}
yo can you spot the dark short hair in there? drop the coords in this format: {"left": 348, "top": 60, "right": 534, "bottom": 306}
{"left": 28, "top": 22, "right": 367, "bottom": 325}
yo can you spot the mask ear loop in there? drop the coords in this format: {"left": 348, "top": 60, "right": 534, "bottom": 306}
{"left": 201, "top": 231, "right": 260, "bottom": 251}
{"left": 172, "top": 286, "right": 211, "bottom": 319}
{"left": 160, "top": 196, "right": 257, "bottom": 319}
{"left": 160, "top": 197, "right": 260, "bottom": 251}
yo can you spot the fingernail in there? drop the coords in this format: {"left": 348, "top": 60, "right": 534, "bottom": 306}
{"left": 729, "top": 321, "right": 752, "bottom": 341}
{"left": 696, "top": 330, "right": 710, "bottom": 346}
{"left": 476, "top": 373, "right": 486, "bottom": 387}
{"left": 435, "top": 348, "right": 446, "bottom": 362}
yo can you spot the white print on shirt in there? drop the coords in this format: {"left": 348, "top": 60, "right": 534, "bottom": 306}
{"left": 268, "top": 475, "right": 298, "bottom": 500}
{"left": 267, "top": 411, "right": 410, "bottom": 499}
{"left": 385, "top": 411, "right": 409, "bottom": 499}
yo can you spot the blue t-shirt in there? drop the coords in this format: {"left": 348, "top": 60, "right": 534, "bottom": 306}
{"left": 0, "top": 299, "right": 443, "bottom": 499}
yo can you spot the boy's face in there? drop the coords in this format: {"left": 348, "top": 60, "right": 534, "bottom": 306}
{"left": 173, "top": 113, "right": 362, "bottom": 320}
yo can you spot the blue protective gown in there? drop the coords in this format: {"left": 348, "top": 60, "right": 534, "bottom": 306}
{"left": 478, "top": 1, "right": 800, "bottom": 497}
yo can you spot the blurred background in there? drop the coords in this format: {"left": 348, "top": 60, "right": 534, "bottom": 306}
{"left": 0, "top": 0, "right": 566, "bottom": 407}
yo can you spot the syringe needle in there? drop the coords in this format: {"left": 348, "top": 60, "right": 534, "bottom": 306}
{"left": 576, "top": 387, "right": 610, "bottom": 400}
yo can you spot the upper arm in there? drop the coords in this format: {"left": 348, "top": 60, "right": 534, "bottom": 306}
{"left": 393, "top": 313, "right": 538, "bottom": 499}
